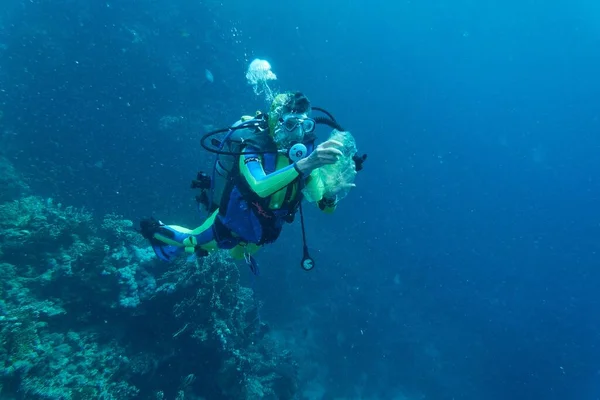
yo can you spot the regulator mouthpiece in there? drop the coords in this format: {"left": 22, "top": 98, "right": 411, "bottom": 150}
{"left": 288, "top": 143, "right": 308, "bottom": 162}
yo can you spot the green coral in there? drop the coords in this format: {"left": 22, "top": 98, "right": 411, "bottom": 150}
{"left": 0, "top": 196, "right": 93, "bottom": 242}
{"left": 0, "top": 196, "right": 95, "bottom": 270}
{"left": 101, "top": 213, "right": 142, "bottom": 246}
{"left": 17, "top": 332, "right": 138, "bottom": 399}
{"left": 165, "top": 252, "right": 299, "bottom": 399}
{"left": 0, "top": 192, "right": 299, "bottom": 399}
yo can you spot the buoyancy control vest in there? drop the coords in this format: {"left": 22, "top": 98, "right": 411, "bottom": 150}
{"left": 192, "top": 114, "right": 272, "bottom": 213}
{"left": 191, "top": 106, "right": 367, "bottom": 271}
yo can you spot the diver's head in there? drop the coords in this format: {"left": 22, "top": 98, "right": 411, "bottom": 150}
{"left": 269, "top": 92, "right": 315, "bottom": 148}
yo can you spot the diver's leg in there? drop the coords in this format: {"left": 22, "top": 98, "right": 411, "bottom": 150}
{"left": 140, "top": 211, "right": 221, "bottom": 262}
{"left": 229, "top": 242, "right": 261, "bottom": 260}
{"left": 139, "top": 218, "right": 188, "bottom": 261}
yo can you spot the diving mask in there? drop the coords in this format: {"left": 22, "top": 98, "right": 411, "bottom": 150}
{"left": 278, "top": 114, "right": 316, "bottom": 134}
{"left": 273, "top": 113, "right": 315, "bottom": 149}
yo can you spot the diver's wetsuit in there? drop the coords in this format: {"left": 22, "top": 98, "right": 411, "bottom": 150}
{"left": 150, "top": 142, "right": 336, "bottom": 262}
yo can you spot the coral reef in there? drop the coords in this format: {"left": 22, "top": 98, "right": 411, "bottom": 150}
{"left": 0, "top": 156, "right": 29, "bottom": 203}
{"left": 0, "top": 159, "right": 299, "bottom": 399}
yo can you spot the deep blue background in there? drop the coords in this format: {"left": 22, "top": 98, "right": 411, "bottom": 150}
{"left": 1, "top": 0, "right": 600, "bottom": 398}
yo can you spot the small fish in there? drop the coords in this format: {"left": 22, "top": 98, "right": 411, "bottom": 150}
{"left": 205, "top": 69, "right": 214, "bottom": 83}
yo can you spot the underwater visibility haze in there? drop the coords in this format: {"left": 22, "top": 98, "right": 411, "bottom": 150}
{"left": 0, "top": 0, "right": 600, "bottom": 399}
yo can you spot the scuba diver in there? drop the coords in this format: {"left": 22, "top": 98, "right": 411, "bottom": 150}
{"left": 139, "top": 91, "right": 366, "bottom": 271}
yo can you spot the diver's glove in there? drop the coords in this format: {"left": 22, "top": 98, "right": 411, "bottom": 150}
{"left": 296, "top": 139, "right": 345, "bottom": 175}
{"left": 353, "top": 153, "right": 367, "bottom": 172}
{"left": 318, "top": 195, "right": 338, "bottom": 211}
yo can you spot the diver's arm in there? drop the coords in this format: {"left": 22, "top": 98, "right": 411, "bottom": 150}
{"left": 239, "top": 148, "right": 301, "bottom": 198}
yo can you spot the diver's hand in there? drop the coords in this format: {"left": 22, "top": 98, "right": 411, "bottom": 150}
{"left": 296, "top": 139, "right": 344, "bottom": 174}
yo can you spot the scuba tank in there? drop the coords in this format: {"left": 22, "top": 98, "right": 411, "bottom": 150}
{"left": 191, "top": 107, "right": 367, "bottom": 271}
{"left": 192, "top": 114, "right": 274, "bottom": 213}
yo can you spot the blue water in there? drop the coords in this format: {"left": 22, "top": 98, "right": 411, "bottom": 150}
{"left": 1, "top": 0, "right": 600, "bottom": 398}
